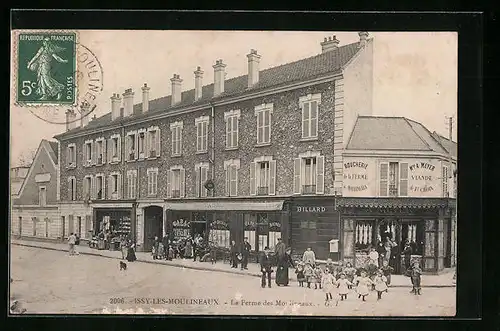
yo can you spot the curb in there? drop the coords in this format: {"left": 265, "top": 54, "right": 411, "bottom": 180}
{"left": 12, "top": 242, "right": 456, "bottom": 288}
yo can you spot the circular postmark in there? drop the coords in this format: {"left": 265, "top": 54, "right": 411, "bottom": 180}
{"left": 24, "top": 42, "right": 104, "bottom": 126}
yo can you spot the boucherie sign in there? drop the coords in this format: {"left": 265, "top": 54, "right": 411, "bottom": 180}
{"left": 343, "top": 161, "right": 369, "bottom": 193}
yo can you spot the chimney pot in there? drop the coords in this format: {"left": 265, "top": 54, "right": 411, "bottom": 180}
{"left": 80, "top": 102, "right": 91, "bottom": 128}
{"left": 213, "top": 60, "right": 227, "bottom": 96}
{"left": 122, "top": 89, "right": 134, "bottom": 117}
{"left": 65, "top": 109, "right": 77, "bottom": 131}
{"left": 358, "top": 31, "right": 369, "bottom": 48}
{"left": 194, "top": 66, "right": 204, "bottom": 101}
{"left": 111, "top": 93, "right": 122, "bottom": 121}
{"left": 171, "top": 74, "right": 183, "bottom": 106}
{"left": 142, "top": 83, "right": 150, "bottom": 113}
{"left": 321, "top": 35, "right": 340, "bottom": 53}
{"left": 247, "top": 49, "right": 261, "bottom": 88}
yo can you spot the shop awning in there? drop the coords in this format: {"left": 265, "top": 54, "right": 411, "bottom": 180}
{"left": 165, "top": 200, "right": 285, "bottom": 211}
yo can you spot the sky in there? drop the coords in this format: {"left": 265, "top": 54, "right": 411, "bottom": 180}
{"left": 10, "top": 31, "right": 457, "bottom": 167}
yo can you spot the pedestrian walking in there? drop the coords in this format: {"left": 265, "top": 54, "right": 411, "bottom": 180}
{"left": 119, "top": 236, "right": 128, "bottom": 260}
{"left": 355, "top": 270, "right": 373, "bottom": 302}
{"left": 162, "top": 234, "right": 169, "bottom": 260}
{"left": 68, "top": 233, "right": 76, "bottom": 256}
{"left": 410, "top": 261, "right": 423, "bottom": 295}
{"left": 373, "top": 270, "right": 388, "bottom": 300}
{"left": 240, "top": 237, "right": 251, "bottom": 270}
{"left": 302, "top": 247, "right": 316, "bottom": 267}
{"left": 126, "top": 242, "right": 137, "bottom": 262}
{"left": 230, "top": 240, "right": 239, "bottom": 268}
{"left": 260, "top": 247, "right": 273, "bottom": 288}
{"left": 321, "top": 269, "right": 337, "bottom": 306}
{"left": 336, "top": 273, "right": 353, "bottom": 301}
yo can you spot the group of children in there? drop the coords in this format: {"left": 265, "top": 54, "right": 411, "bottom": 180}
{"left": 294, "top": 258, "right": 422, "bottom": 305}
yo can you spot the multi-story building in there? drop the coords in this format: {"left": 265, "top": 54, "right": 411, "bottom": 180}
{"left": 54, "top": 32, "right": 374, "bottom": 257}
{"left": 338, "top": 116, "right": 457, "bottom": 273}
{"left": 11, "top": 140, "right": 61, "bottom": 239}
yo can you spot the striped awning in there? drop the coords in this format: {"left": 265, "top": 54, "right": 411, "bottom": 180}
{"left": 337, "top": 197, "right": 454, "bottom": 209}
{"left": 165, "top": 200, "right": 285, "bottom": 211}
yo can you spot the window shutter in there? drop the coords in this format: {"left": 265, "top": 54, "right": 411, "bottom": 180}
{"left": 135, "top": 134, "right": 139, "bottom": 159}
{"left": 147, "top": 171, "right": 152, "bottom": 196}
{"left": 203, "top": 122, "right": 208, "bottom": 151}
{"left": 226, "top": 119, "right": 231, "bottom": 148}
{"left": 379, "top": 163, "right": 389, "bottom": 197}
{"left": 82, "top": 143, "right": 86, "bottom": 165}
{"left": 249, "top": 162, "right": 256, "bottom": 196}
{"left": 225, "top": 167, "right": 230, "bottom": 196}
{"left": 399, "top": 162, "right": 409, "bottom": 196}
{"left": 201, "top": 166, "right": 208, "bottom": 198}
{"left": 234, "top": 166, "right": 239, "bottom": 197}
{"left": 293, "top": 158, "right": 301, "bottom": 194}
{"left": 316, "top": 156, "right": 325, "bottom": 194}
{"left": 269, "top": 160, "right": 277, "bottom": 196}
{"left": 311, "top": 101, "right": 318, "bottom": 138}
{"left": 83, "top": 178, "right": 88, "bottom": 199}
{"left": 180, "top": 168, "right": 186, "bottom": 198}
{"left": 134, "top": 172, "right": 137, "bottom": 199}
{"left": 102, "top": 140, "right": 106, "bottom": 164}
{"left": 125, "top": 135, "right": 130, "bottom": 160}
{"left": 195, "top": 166, "right": 200, "bottom": 197}
{"left": 166, "top": 170, "right": 171, "bottom": 198}
{"left": 156, "top": 128, "right": 161, "bottom": 157}
{"left": 197, "top": 123, "right": 201, "bottom": 151}
{"left": 73, "top": 179, "right": 77, "bottom": 201}
{"left": 118, "top": 136, "right": 122, "bottom": 161}
{"left": 66, "top": 147, "right": 70, "bottom": 165}
{"left": 102, "top": 175, "right": 106, "bottom": 199}
{"left": 107, "top": 176, "right": 112, "bottom": 199}
{"left": 117, "top": 173, "right": 122, "bottom": 199}
{"left": 302, "top": 103, "right": 310, "bottom": 138}
{"left": 91, "top": 141, "right": 96, "bottom": 165}
{"left": 67, "top": 178, "right": 72, "bottom": 199}
{"left": 90, "top": 176, "right": 95, "bottom": 199}
{"left": 257, "top": 112, "right": 263, "bottom": 144}
{"left": 107, "top": 139, "right": 112, "bottom": 163}
{"left": 234, "top": 117, "right": 239, "bottom": 147}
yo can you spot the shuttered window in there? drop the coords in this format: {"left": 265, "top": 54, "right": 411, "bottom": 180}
{"left": 171, "top": 125, "right": 183, "bottom": 156}
{"left": 147, "top": 168, "right": 158, "bottom": 196}
{"left": 196, "top": 120, "right": 208, "bottom": 153}
{"left": 226, "top": 115, "right": 239, "bottom": 149}
{"left": 399, "top": 162, "right": 409, "bottom": 196}
{"left": 301, "top": 100, "right": 319, "bottom": 139}
{"left": 379, "top": 163, "right": 389, "bottom": 197}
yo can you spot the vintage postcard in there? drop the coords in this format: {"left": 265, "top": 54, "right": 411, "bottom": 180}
{"left": 9, "top": 29, "right": 457, "bottom": 316}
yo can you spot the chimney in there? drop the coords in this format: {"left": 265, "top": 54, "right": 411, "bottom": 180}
{"left": 213, "top": 59, "right": 226, "bottom": 97}
{"left": 142, "top": 83, "right": 150, "bottom": 113}
{"left": 320, "top": 36, "right": 340, "bottom": 53}
{"left": 122, "top": 88, "right": 134, "bottom": 117}
{"left": 247, "top": 49, "right": 261, "bottom": 88}
{"left": 111, "top": 93, "right": 122, "bottom": 121}
{"left": 194, "top": 67, "right": 204, "bottom": 101}
{"left": 65, "top": 109, "right": 76, "bottom": 131}
{"left": 80, "top": 102, "right": 91, "bottom": 128}
{"left": 358, "top": 31, "right": 369, "bottom": 48}
{"left": 170, "top": 74, "right": 183, "bottom": 106}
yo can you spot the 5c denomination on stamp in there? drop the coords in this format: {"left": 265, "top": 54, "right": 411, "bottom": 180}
{"left": 15, "top": 31, "right": 77, "bottom": 106}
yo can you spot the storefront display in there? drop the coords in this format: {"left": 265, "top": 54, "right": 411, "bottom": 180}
{"left": 172, "top": 218, "right": 190, "bottom": 239}
{"left": 209, "top": 218, "right": 230, "bottom": 248}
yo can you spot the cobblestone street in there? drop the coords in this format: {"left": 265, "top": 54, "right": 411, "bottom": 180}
{"left": 10, "top": 246, "right": 456, "bottom": 316}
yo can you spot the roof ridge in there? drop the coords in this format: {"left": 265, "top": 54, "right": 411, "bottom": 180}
{"left": 403, "top": 118, "right": 433, "bottom": 151}
{"left": 407, "top": 119, "right": 449, "bottom": 153}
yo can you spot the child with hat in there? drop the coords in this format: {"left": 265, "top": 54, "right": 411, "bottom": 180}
{"left": 295, "top": 261, "right": 306, "bottom": 287}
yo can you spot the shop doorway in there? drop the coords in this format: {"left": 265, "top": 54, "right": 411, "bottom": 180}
{"left": 144, "top": 206, "right": 163, "bottom": 251}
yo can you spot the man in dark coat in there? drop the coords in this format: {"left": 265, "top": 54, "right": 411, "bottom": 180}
{"left": 275, "top": 238, "right": 286, "bottom": 259}
{"left": 240, "top": 237, "right": 251, "bottom": 270}
{"left": 260, "top": 247, "right": 273, "bottom": 288}
{"left": 162, "top": 234, "right": 169, "bottom": 260}
{"left": 230, "top": 240, "right": 239, "bottom": 268}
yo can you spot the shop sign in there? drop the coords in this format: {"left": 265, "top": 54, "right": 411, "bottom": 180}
{"left": 296, "top": 206, "right": 327, "bottom": 213}
{"left": 409, "top": 161, "right": 436, "bottom": 194}
{"left": 343, "top": 160, "right": 369, "bottom": 193}
{"left": 172, "top": 219, "right": 190, "bottom": 228}
{"left": 210, "top": 219, "right": 228, "bottom": 230}
{"left": 269, "top": 221, "right": 281, "bottom": 231}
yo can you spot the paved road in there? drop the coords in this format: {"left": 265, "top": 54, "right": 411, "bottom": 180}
{"left": 10, "top": 246, "right": 456, "bottom": 316}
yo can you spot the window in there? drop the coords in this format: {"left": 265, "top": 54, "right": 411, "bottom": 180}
{"left": 250, "top": 157, "right": 277, "bottom": 196}
{"left": 32, "top": 217, "right": 37, "bottom": 236}
{"left": 255, "top": 103, "right": 273, "bottom": 145}
{"left": 224, "top": 109, "right": 240, "bottom": 149}
{"left": 127, "top": 170, "right": 138, "bottom": 199}
{"left": 126, "top": 132, "right": 137, "bottom": 161}
{"left": 195, "top": 163, "right": 209, "bottom": 198}
{"left": 293, "top": 152, "right": 325, "bottom": 195}
{"left": 224, "top": 159, "right": 240, "bottom": 197}
{"left": 95, "top": 139, "right": 105, "bottom": 165}
{"left": 195, "top": 116, "right": 209, "bottom": 153}
{"left": 83, "top": 176, "right": 92, "bottom": 199}
{"left": 95, "top": 174, "right": 105, "bottom": 200}
{"left": 67, "top": 144, "right": 76, "bottom": 168}
{"left": 355, "top": 220, "right": 376, "bottom": 252}
{"left": 147, "top": 126, "right": 161, "bottom": 158}
{"left": 442, "top": 165, "right": 449, "bottom": 197}
{"left": 379, "top": 162, "right": 409, "bottom": 197}
{"left": 170, "top": 121, "right": 183, "bottom": 156}
{"left": 84, "top": 140, "right": 93, "bottom": 166}
{"left": 68, "top": 176, "right": 76, "bottom": 201}
{"left": 147, "top": 168, "right": 158, "bottom": 196}
{"left": 39, "top": 186, "right": 47, "bottom": 206}
{"left": 167, "top": 166, "right": 185, "bottom": 198}
{"left": 209, "top": 229, "right": 231, "bottom": 248}
{"left": 138, "top": 131, "right": 145, "bottom": 156}
{"left": 108, "top": 135, "right": 121, "bottom": 162}
{"left": 108, "top": 172, "right": 122, "bottom": 199}
{"left": 300, "top": 94, "right": 321, "bottom": 140}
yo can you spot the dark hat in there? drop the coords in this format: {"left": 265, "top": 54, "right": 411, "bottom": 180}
{"left": 264, "top": 246, "right": 269, "bottom": 250}
{"left": 244, "top": 237, "right": 248, "bottom": 239}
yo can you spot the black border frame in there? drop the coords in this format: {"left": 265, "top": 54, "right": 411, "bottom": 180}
{"left": 6, "top": 9, "right": 485, "bottom": 330}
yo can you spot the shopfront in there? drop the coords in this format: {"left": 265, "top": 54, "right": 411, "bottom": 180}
{"left": 92, "top": 201, "right": 137, "bottom": 249}
{"left": 165, "top": 198, "right": 289, "bottom": 252}
{"left": 338, "top": 197, "right": 454, "bottom": 274}
{"left": 289, "top": 197, "right": 340, "bottom": 261}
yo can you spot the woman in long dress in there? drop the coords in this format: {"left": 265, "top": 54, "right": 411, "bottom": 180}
{"left": 126, "top": 242, "right": 137, "bottom": 262}
{"left": 276, "top": 247, "right": 294, "bottom": 286}
{"left": 26, "top": 38, "right": 68, "bottom": 100}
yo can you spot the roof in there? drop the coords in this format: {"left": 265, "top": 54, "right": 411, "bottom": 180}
{"left": 431, "top": 132, "right": 457, "bottom": 158}
{"left": 346, "top": 116, "right": 450, "bottom": 154}
{"left": 58, "top": 41, "right": 364, "bottom": 138}
{"left": 44, "top": 140, "right": 59, "bottom": 164}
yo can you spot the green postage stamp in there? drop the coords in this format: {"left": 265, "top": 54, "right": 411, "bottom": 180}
{"left": 15, "top": 31, "right": 77, "bottom": 105}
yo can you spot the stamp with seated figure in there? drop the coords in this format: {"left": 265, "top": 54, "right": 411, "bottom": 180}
{"left": 15, "top": 31, "right": 77, "bottom": 106}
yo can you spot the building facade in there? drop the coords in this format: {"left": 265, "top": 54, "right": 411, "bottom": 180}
{"left": 337, "top": 116, "right": 457, "bottom": 274}
{"left": 54, "top": 32, "right": 375, "bottom": 257}
{"left": 11, "top": 140, "right": 61, "bottom": 239}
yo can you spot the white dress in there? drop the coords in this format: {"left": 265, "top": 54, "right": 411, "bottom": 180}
{"left": 374, "top": 275, "right": 388, "bottom": 292}
{"left": 322, "top": 274, "right": 336, "bottom": 293}
{"left": 337, "top": 278, "right": 352, "bottom": 295}
{"left": 356, "top": 277, "right": 373, "bottom": 296}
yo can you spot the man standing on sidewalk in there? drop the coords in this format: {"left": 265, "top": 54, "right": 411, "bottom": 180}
{"left": 240, "top": 237, "right": 251, "bottom": 270}
{"left": 260, "top": 247, "right": 273, "bottom": 288}
{"left": 68, "top": 233, "right": 76, "bottom": 256}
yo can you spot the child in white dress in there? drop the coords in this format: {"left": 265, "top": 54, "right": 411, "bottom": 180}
{"left": 321, "top": 269, "right": 337, "bottom": 306}
{"left": 355, "top": 270, "right": 374, "bottom": 302}
{"left": 336, "top": 273, "right": 353, "bottom": 301}
{"left": 373, "top": 269, "right": 388, "bottom": 300}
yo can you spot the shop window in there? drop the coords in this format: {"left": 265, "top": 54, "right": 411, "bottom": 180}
{"left": 400, "top": 222, "right": 424, "bottom": 256}
{"left": 256, "top": 214, "right": 281, "bottom": 251}
{"left": 209, "top": 218, "right": 230, "bottom": 248}
{"left": 355, "top": 220, "right": 376, "bottom": 252}
{"left": 172, "top": 218, "right": 190, "bottom": 239}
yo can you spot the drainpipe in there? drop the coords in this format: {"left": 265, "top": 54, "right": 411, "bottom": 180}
{"left": 210, "top": 102, "right": 216, "bottom": 197}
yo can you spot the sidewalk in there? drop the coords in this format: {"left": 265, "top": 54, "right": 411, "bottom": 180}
{"left": 11, "top": 239, "right": 456, "bottom": 288}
